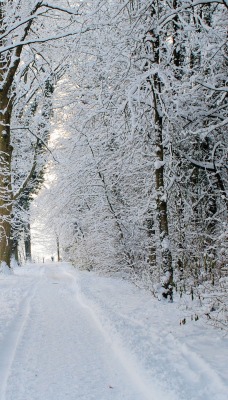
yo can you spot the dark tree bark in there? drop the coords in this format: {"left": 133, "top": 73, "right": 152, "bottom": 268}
{"left": 147, "top": 4, "right": 173, "bottom": 299}
{"left": 25, "top": 222, "right": 31, "bottom": 262}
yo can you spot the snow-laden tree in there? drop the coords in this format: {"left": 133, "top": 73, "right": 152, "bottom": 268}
{"left": 0, "top": 0, "right": 84, "bottom": 267}
{"left": 32, "top": 0, "right": 227, "bottom": 306}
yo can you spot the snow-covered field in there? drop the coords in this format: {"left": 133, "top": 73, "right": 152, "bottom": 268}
{"left": 0, "top": 263, "right": 227, "bottom": 400}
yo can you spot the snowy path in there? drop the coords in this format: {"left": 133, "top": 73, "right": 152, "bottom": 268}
{"left": 0, "top": 263, "right": 227, "bottom": 400}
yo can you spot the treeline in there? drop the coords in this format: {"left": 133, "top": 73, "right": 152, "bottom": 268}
{"left": 43, "top": 0, "right": 227, "bottom": 309}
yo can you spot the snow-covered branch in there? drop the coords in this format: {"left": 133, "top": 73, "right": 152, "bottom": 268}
{"left": 159, "top": 0, "right": 227, "bottom": 27}
{"left": 196, "top": 81, "right": 228, "bottom": 92}
{"left": 0, "top": 28, "right": 92, "bottom": 55}
{"left": 41, "top": 3, "right": 81, "bottom": 16}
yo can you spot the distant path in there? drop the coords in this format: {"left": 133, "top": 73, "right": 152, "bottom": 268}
{"left": 0, "top": 263, "right": 227, "bottom": 400}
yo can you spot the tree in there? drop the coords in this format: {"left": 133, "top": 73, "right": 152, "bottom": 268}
{"left": 0, "top": 0, "right": 82, "bottom": 267}
{"left": 30, "top": 0, "right": 227, "bottom": 313}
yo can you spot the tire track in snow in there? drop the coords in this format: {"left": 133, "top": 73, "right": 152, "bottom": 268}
{"left": 64, "top": 266, "right": 228, "bottom": 400}
{"left": 63, "top": 267, "right": 177, "bottom": 400}
{"left": 0, "top": 281, "right": 40, "bottom": 400}
{"left": 164, "top": 333, "right": 228, "bottom": 400}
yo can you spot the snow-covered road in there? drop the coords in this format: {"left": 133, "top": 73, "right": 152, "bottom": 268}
{"left": 0, "top": 263, "right": 227, "bottom": 400}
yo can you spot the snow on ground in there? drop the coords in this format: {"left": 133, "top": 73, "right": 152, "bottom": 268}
{"left": 0, "top": 262, "right": 227, "bottom": 400}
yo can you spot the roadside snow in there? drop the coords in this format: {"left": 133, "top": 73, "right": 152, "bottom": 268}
{"left": 0, "top": 263, "right": 227, "bottom": 400}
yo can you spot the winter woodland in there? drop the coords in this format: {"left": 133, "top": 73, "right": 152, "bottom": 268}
{"left": 0, "top": 1, "right": 227, "bottom": 327}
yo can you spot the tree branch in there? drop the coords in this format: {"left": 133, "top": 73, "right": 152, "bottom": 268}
{"left": 0, "top": 27, "right": 92, "bottom": 55}
{"left": 13, "top": 145, "right": 37, "bottom": 201}
{"left": 196, "top": 81, "right": 228, "bottom": 92}
{"left": 11, "top": 127, "right": 58, "bottom": 162}
{"left": 41, "top": 3, "right": 81, "bottom": 15}
{"left": 159, "top": 1, "right": 227, "bottom": 27}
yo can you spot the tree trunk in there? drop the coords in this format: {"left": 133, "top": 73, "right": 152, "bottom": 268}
{"left": 0, "top": 3, "right": 13, "bottom": 267}
{"left": 25, "top": 222, "right": 32, "bottom": 262}
{"left": 0, "top": 94, "right": 13, "bottom": 267}
{"left": 12, "top": 238, "right": 20, "bottom": 265}
{"left": 151, "top": 27, "right": 173, "bottom": 300}
{"left": 146, "top": 211, "right": 156, "bottom": 266}
{"left": 154, "top": 108, "right": 173, "bottom": 300}
{"left": 56, "top": 235, "right": 60, "bottom": 262}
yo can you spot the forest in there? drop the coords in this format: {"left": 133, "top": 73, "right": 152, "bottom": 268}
{"left": 0, "top": 1, "right": 227, "bottom": 325}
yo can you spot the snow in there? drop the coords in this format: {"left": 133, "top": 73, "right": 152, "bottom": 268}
{"left": 0, "top": 262, "right": 13, "bottom": 276}
{"left": 161, "top": 237, "right": 170, "bottom": 249}
{"left": 0, "top": 263, "right": 227, "bottom": 400}
{"left": 154, "top": 160, "right": 165, "bottom": 170}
